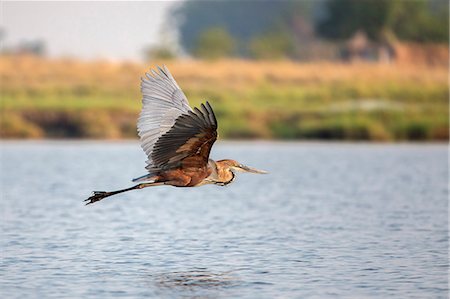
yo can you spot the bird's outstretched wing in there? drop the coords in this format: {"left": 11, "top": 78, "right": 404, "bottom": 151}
{"left": 138, "top": 66, "right": 217, "bottom": 173}
{"left": 151, "top": 101, "right": 217, "bottom": 171}
{"left": 138, "top": 66, "right": 192, "bottom": 171}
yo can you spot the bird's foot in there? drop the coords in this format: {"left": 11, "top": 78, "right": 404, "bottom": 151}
{"left": 84, "top": 191, "right": 110, "bottom": 205}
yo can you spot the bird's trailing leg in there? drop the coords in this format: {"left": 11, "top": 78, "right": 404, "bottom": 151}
{"left": 84, "top": 182, "right": 163, "bottom": 205}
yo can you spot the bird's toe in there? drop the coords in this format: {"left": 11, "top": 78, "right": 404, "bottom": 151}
{"left": 84, "top": 191, "right": 108, "bottom": 205}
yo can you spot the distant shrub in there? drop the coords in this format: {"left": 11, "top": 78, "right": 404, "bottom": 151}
{"left": 429, "top": 126, "right": 449, "bottom": 140}
{"left": 300, "top": 121, "right": 347, "bottom": 140}
{"left": 249, "top": 32, "right": 294, "bottom": 60}
{"left": 0, "top": 114, "right": 43, "bottom": 138}
{"left": 404, "top": 121, "right": 430, "bottom": 140}
{"left": 77, "top": 111, "right": 121, "bottom": 139}
{"left": 193, "top": 27, "right": 236, "bottom": 60}
{"left": 144, "top": 45, "right": 176, "bottom": 60}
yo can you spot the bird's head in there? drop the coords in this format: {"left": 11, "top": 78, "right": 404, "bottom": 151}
{"left": 217, "top": 159, "right": 268, "bottom": 174}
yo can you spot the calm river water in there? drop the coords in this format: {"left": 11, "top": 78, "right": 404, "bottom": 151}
{"left": 0, "top": 141, "right": 448, "bottom": 298}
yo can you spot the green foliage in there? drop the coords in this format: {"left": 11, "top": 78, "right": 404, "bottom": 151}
{"left": 249, "top": 32, "right": 294, "bottom": 60}
{"left": 318, "top": 0, "right": 397, "bottom": 40}
{"left": 173, "top": 0, "right": 448, "bottom": 61}
{"left": 270, "top": 116, "right": 394, "bottom": 141}
{"left": 1, "top": 57, "right": 447, "bottom": 141}
{"left": 318, "top": 0, "right": 449, "bottom": 43}
{"left": 390, "top": 0, "right": 449, "bottom": 43}
{"left": 1, "top": 109, "right": 135, "bottom": 139}
{"left": 193, "top": 27, "right": 236, "bottom": 60}
{"left": 172, "top": 0, "right": 306, "bottom": 55}
{"left": 144, "top": 45, "right": 176, "bottom": 60}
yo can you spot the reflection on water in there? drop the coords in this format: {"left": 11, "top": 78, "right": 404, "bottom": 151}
{"left": 148, "top": 268, "right": 240, "bottom": 298}
{"left": 152, "top": 269, "right": 236, "bottom": 289}
{"left": 0, "top": 141, "right": 448, "bottom": 299}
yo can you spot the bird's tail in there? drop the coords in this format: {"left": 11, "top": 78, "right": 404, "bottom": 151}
{"left": 132, "top": 173, "right": 158, "bottom": 183}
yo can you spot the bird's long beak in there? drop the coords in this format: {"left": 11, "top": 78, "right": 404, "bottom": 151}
{"left": 237, "top": 164, "right": 268, "bottom": 174}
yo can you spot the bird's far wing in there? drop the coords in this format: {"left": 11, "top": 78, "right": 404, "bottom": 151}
{"left": 137, "top": 66, "right": 192, "bottom": 171}
{"left": 149, "top": 101, "right": 218, "bottom": 172}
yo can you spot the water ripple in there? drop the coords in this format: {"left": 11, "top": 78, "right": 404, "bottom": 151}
{"left": 0, "top": 142, "right": 447, "bottom": 298}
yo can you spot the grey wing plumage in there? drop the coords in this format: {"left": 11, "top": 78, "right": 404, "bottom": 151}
{"left": 150, "top": 101, "right": 218, "bottom": 172}
{"left": 137, "top": 65, "right": 192, "bottom": 171}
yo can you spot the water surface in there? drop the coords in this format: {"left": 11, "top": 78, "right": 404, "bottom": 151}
{"left": 1, "top": 141, "right": 448, "bottom": 298}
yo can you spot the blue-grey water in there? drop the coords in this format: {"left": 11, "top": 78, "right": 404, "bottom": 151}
{"left": 0, "top": 141, "right": 448, "bottom": 298}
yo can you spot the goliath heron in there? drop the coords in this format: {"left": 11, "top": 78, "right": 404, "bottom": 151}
{"left": 84, "top": 66, "right": 267, "bottom": 205}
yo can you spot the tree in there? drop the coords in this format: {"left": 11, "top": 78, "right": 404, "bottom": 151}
{"left": 391, "top": 0, "right": 449, "bottom": 43}
{"left": 144, "top": 45, "right": 176, "bottom": 60}
{"left": 317, "top": 0, "right": 398, "bottom": 41}
{"left": 193, "top": 27, "right": 236, "bottom": 60}
{"left": 317, "top": 0, "right": 448, "bottom": 43}
{"left": 171, "top": 0, "right": 317, "bottom": 56}
{"left": 249, "top": 32, "right": 294, "bottom": 60}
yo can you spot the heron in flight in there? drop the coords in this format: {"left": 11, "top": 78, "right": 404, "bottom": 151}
{"left": 85, "top": 66, "right": 267, "bottom": 205}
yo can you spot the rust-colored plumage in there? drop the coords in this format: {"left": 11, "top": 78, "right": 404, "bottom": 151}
{"left": 85, "top": 66, "right": 266, "bottom": 205}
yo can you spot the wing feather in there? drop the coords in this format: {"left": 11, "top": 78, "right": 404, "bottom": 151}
{"left": 149, "top": 101, "right": 218, "bottom": 172}
{"left": 137, "top": 66, "right": 192, "bottom": 171}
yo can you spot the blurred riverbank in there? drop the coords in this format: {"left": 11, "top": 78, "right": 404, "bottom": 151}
{"left": 1, "top": 56, "right": 448, "bottom": 141}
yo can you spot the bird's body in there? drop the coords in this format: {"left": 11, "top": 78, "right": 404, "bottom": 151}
{"left": 85, "top": 66, "right": 266, "bottom": 205}
{"left": 134, "top": 159, "right": 234, "bottom": 187}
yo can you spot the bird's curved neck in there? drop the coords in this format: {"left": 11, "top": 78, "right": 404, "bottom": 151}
{"left": 212, "top": 160, "right": 235, "bottom": 185}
